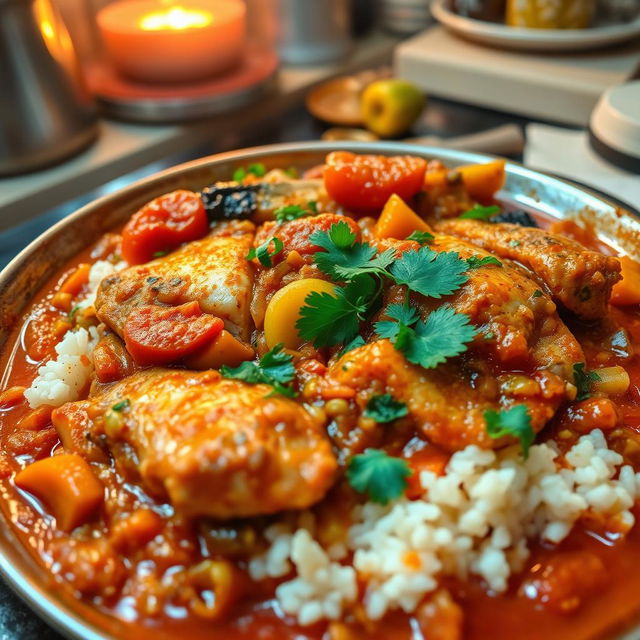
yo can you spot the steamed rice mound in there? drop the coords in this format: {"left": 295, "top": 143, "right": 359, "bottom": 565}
{"left": 249, "top": 430, "right": 639, "bottom": 625}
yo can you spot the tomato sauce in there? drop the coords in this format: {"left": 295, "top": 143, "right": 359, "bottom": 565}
{"left": 0, "top": 195, "right": 640, "bottom": 640}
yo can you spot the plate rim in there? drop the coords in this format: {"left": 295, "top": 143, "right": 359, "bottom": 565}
{"left": 0, "top": 140, "right": 638, "bottom": 640}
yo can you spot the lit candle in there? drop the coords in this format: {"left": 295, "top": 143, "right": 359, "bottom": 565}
{"left": 97, "top": 0, "right": 246, "bottom": 84}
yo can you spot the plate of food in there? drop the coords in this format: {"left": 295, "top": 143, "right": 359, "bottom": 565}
{"left": 431, "top": 0, "right": 640, "bottom": 51}
{"left": 0, "top": 141, "right": 640, "bottom": 640}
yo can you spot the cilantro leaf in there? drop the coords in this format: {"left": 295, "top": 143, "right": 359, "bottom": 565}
{"left": 460, "top": 205, "right": 500, "bottom": 220}
{"left": 375, "top": 303, "right": 419, "bottom": 341}
{"left": 112, "top": 399, "right": 130, "bottom": 412}
{"left": 573, "top": 363, "right": 601, "bottom": 401}
{"left": 246, "top": 236, "right": 283, "bottom": 267}
{"left": 364, "top": 394, "right": 408, "bottom": 423}
{"left": 284, "top": 166, "right": 299, "bottom": 178}
{"left": 392, "top": 306, "right": 476, "bottom": 369}
{"left": 484, "top": 405, "right": 535, "bottom": 458}
{"left": 338, "top": 335, "right": 365, "bottom": 357}
{"left": 311, "top": 221, "right": 395, "bottom": 281}
{"left": 407, "top": 230, "right": 434, "bottom": 245}
{"left": 466, "top": 255, "right": 502, "bottom": 269}
{"left": 389, "top": 247, "right": 469, "bottom": 299}
{"left": 233, "top": 162, "right": 266, "bottom": 182}
{"left": 347, "top": 449, "right": 411, "bottom": 505}
{"left": 221, "top": 344, "right": 296, "bottom": 397}
{"left": 296, "top": 276, "right": 377, "bottom": 348}
{"left": 532, "top": 289, "right": 543, "bottom": 298}
{"left": 274, "top": 203, "right": 318, "bottom": 223}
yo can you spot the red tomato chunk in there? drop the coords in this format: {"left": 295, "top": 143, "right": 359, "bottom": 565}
{"left": 121, "top": 190, "right": 209, "bottom": 265}
{"left": 123, "top": 301, "right": 224, "bottom": 365}
{"left": 323, "top": 151, "right": 427, "bottom": 213}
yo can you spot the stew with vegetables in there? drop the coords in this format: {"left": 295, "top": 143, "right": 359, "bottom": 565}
{"left": 1, "top": 152, "right": 640, "bottom": 640}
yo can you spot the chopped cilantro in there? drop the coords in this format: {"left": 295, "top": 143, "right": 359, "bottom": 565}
{"left": 347, "top": 449, "right": 411, "bottom": 505}
{"left": 460, "top": 205, "right": 500, "bottom": 220}
{"left": 311, "top": 221, "right": 395, "bottom": 281}
{"left": 297, "top": 276, "right": 376, "bottom": 348}
{"left": 466, "top": 255, "right": 502, "bottom": 269}
{"left": 68, "top": 305, "right": 81, "bottom": 321}
{"left": 338, "top": 335, "right": 365, "bottom": 357}
{"left": 484, "top": 405, "right": 535, "bottom": 458}
{"left": 274, "top": 202, "right": 318, "bottom": 223}
{"left": 375, "top": 303, "right": 419, "bottom": 341}
{"left": 284, "top": 166, "right": 299, "bottom": 178}
{"left": 573, "top": 363, "right": 601, "bottom": 401}
{"left": 233, "top": 162, "right": 266, "bottom": 182}
{"left": 112, "top": 399, "right": 130, "bottom": 412}
{"left": 246, "top": 236, "right": 283, "bottom": 267}
{"left": 376, "top": 304, "right": 476, "bottom": 369}
{"left": 364, "top": 394, "right": 408, "bottom": 423}
{"left": 221, "top": 344, "right": 297, "bottom": 397}
{"left": 532, "top": 289, "right": 543, "bottom": 298}
{"left": 389, "top": 247, "right": 469, "bottom": 299}
{"left": 509, "top": 240, "right": 521, "bottom": 247}
{"left": 406, "top": 230, "right": 434, "bottom": 245}
{"left": 152, "top": 250, "right": 168, "bottom": 258}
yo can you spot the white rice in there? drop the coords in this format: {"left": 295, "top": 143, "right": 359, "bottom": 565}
{"left": 249, "top": 430, "right": 640, "bottom": 625}
{"left": 24, "top": 259, "right": 125, "bottom": 409}
{"left": 24, "top": 326, "right": 99, "bottom": 408}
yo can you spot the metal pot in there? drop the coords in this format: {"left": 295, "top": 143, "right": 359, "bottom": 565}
{"left": 0, "top": 0, "right": 98, "bottom": 176}
{"left": 0, "top": 142, "right": 638, "bottom": 639}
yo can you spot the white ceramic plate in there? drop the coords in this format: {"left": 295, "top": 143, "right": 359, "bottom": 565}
{"left": 431, "top": 0, "right": 640, "bottom": 52}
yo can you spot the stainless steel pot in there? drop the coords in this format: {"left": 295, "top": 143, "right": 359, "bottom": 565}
{"left": 0, "top": 141, "right": 639, "bottom": 639}
{"left": 0, "top": 0, "right": 98, "bottom": 175}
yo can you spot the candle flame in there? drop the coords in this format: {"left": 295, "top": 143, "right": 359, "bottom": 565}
{"left": 139, "top": 5, "right": 213, "bottom": 30}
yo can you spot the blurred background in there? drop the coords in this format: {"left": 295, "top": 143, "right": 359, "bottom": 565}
{"left": 0, "top": 0, "right": 639, "bottom": 270}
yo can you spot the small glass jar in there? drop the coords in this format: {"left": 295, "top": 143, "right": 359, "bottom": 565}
{"left": 506, "top": 0, "right": 595, "bottom": 28}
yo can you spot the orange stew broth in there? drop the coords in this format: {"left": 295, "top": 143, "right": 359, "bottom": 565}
{"left": 0, "top": 211, "right": 639, "bottom": 640}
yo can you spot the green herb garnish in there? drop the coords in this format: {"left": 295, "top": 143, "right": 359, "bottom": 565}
{"left": 152, "top": 250, "right": 168, "bottom": 258}
{"left": 509, "top": 240, "right": 521, "bottom": 247}
{"left": 221, "top": 344, "right": 296, "bottom": 397}
{"left": 389, "top": 247, "right": 469, "bottom": 299}
{"left": 246, "top": 236, "right": 284, "bottom": 267}
{"left": 233, "top": 162, "right": 266, "bottom": 182}
{"left": 338, "top": 335, "right": 366, "bottom": 357}
{"left": 311, "top": 221, "right": 396, "bottom": 282}
{"left": 532, "top": 289, "right": 543, "bottom": 298}
{"left": 484, "top": 405, "right": 535, "bottom": 458}
{"left": 376, "top": 304, "right": 476, "bottom": 369}
{"left": 466, "top": 255, "right": 502, "bottom": 269}
{"left": 460, "top": 205, "right": 500, "bottom": 220}
{"left": 573, "top": 363, "right": 601, "bottom": 401}
{"left": 406, "top": 230, "right": 435, "bottom": 246}
{"left": 296, "top": 276, "right": 377, "bottom": 348}
{"left": 347, "top": 449, "right": 412, "bottom": 505}
{"left": 364, "top": 394, "right": 408, "bottom": 423}
{"left": 274, "top": 202, "right": 318, "bottom": 223}
{"left": 112, "top": 399, "right": 130, "bottom": 412}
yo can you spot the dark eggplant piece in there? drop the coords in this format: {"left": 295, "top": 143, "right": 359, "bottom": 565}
{"left": 200, "top": 183, "right": 260, "bottom": 220}
{"left": 200, "top": 179, "right": 324, "bottom": 221}
{"left": 491, "top": 209, "right": 539, "bottom": 228}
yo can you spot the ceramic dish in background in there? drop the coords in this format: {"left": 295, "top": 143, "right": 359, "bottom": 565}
{"left": 431, "top": 0, "right": 640, "bottom": 51}
{"left": 0, "top": 141, "right": 639, "bottom": 640}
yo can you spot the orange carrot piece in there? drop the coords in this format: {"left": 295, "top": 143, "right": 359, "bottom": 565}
{"left": 59, "top": 263, "right": 91, "bottom": 297}
{"left": 611, "top": 256, "right": 640, "bottom": 306}
{"left": 0, "top": 386, "right": 25, "bottom": 409}
{"left": 18, "top": 406, "right": 53, "bottom": 430}
{"left": 374, "top": 194, "right": 433, "bottom": 240}
{"left": 185, "top": 330, "right": 255, "bottom": 370}
{"left": 15, "top": 453, "right": 104, "bottom": 532}
{"left": 458, "top": 159, "right": 506, "bottom": 201}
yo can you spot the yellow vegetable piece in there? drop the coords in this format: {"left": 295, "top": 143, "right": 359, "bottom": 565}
{"left": 591, "top": 366, "right": 630, "bottom": 396}
{"left": 265, "top": 278, "right": 337, "bottom": 350}
{"left": 15, "top": 453, "right": 104, "bottom": 532}
{"left": 458, "top": 159, "right": 506, "bottom": 201}
{"left": 185, "top": 330, "right": 255, "bottom": 370}
{"left": 375, "top": 194, "right": 433, "bottom": 240}
{"left": 611, "top": 256, "right": 640, "bottom": 306}
{"left": 424, "top": 160, "right": 506, "bottom": 202}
